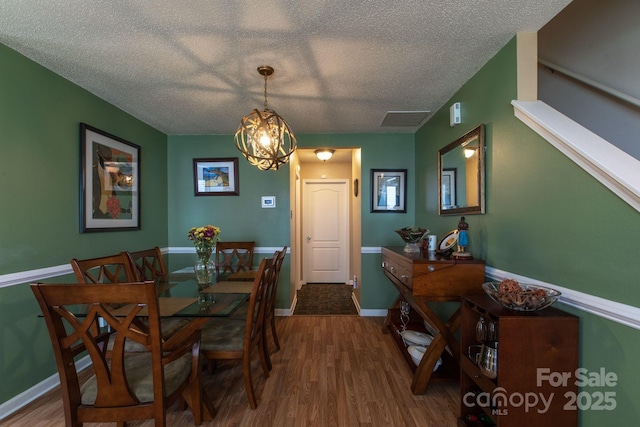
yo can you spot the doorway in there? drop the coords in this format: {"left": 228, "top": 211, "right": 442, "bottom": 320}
{"left": 290, "top": 148, "right": 362, "bottom": 314}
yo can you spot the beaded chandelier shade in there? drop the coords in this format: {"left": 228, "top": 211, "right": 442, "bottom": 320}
{"left": 235, "top": 66, "right": 297, "bottom": 171}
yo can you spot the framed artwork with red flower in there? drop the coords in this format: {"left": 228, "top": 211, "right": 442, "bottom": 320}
{"left": 80, "top": 123, "right": 140, "bottom": 232}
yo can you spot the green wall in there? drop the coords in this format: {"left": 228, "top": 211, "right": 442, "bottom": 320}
{"left": 167, "top": 133, "right": 415, "bottom": 310}
{"left": 0, "top": 44, "right": 168, "bottom": 403}
{"left": 166, "top": 134, "right": 292, "bottom": 306}
{"left": 415, "top": 37, "right": 640, "bottom": 425}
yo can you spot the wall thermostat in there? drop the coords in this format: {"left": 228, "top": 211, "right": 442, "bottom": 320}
{"left": 261, "top": 196, "right": 276, "bottom": 208}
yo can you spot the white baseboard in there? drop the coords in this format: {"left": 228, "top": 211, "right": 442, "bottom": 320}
{"left": 0, "top": 355, "right": 91, "bottom": 421}
{"left": 352, "top": 292, "right": 361, "bottom": 314}
{"left": 359, "top": 309, "right": 388, "bottom": 317}
{"left": 275, "top": 308, "right": 294, "bottom": 316}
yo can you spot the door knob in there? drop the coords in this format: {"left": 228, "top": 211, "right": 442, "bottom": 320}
{"left": 306, "top": 236, "right": 311, "bottom": 242}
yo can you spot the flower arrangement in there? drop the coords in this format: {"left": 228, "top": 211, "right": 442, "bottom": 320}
{"left": 187, "top": 225, "right": 221, "bottom": 257}
{"left": 188, "top": 225, "right": 220, "bottom": 285}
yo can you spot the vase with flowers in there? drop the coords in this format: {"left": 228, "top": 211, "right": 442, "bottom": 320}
{"left": 187, "top": 224, "right": 221, "bottom": 285}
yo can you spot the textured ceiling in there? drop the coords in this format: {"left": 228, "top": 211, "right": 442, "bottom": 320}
{"left": 0, "top": 0, "right": 571, "bottom": 135}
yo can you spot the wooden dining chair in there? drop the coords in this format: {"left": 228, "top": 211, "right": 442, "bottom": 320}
{"left": 125, "top": 247, "right": 178, "bottom": 298}
{"left": 70, "top": 252, "right": 137, "bottom": 284}
{"left": 125, "top": 246, "right": 167, "bottom": 281}
{"left": 262, "top": 246, "right": 287, "bottom": 370}
{"left": 30, "top": 281, "right": 208, "bottom": 427}
{"left": 72, "top": 251, "right": 186, "bottom": 352}
{"left": 215, "top": 241, "right": 255, "bottom": 282}
{"left": 200, "top": 257, "right": 274, "bottom": 409}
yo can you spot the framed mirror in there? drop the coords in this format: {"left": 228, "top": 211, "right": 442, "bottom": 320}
{"left": 438, "top": 125, "right": 485, "bottom": 215}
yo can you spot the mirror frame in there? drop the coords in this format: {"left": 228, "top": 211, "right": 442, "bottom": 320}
{"left": 438, "top": 124, "right": 485, "bottom": 216}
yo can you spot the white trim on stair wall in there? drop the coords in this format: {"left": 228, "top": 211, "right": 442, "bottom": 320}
{"left": 512, "top": 100, "right": 640, "bottom": 213}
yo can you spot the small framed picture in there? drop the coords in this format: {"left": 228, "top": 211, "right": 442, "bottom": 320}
{"left": 193, "top": 158, "right": 239, "bottom": 196}
{"left": 371, "top": 168, "right": 407, "bottom": 213}
{"left": 441, "top": 168, "right": 457, "bottom": 209}
{"left": 261, "top": 196, "right": 276, "bottom": 208}
{"left": 80, "top": 123, "right": 140, "bottom": 232}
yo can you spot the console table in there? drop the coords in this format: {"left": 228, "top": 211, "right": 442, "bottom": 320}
{"left": 381, "top": 246, "right": 486, "bottom": 394}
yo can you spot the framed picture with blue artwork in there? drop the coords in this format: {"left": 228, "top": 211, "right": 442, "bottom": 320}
{"left": 193, "top": 157, "right": 239, "bottom": 196}
{"left": 370, "top": 168, "right": 407, "bottom": 213}
{"left": 80, "top": 123, "right": 140, "bottom": 232}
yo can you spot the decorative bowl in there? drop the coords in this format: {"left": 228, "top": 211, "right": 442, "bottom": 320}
{"left": 482, "top": 281, "right": 561, "bottom": 312}
{"left": 395, "top": 227, "right": 429, "bottom": 243}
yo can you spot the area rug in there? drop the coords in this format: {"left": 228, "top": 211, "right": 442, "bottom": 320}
{"left": 293, "top": 283, "right": 358, "bottom": 315}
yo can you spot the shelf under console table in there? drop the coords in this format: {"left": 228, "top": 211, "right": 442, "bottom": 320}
{"left": 381, "top": 246, "right": 486, "bottom": 394}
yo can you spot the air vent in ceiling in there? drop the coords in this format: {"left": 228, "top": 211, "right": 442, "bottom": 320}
{"left": 380, "top": 111, "right": 431, "bottom": 127}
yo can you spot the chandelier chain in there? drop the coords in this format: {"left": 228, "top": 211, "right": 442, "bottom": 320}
{"left": 263, "top": 73, "right": 268, "bottom": 110}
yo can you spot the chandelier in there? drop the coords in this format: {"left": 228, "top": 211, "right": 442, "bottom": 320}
{"left": 235, "top": 66, "right": 297, "bottom": 171}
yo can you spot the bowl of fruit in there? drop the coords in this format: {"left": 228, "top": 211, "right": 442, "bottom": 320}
{"left": 482, "top": 279, "right": 561, "bottom": 311}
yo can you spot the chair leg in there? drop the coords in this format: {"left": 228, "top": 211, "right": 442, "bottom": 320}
{"left": 243, "top": 354, "right": 258, "bottom": 409}
{"left": 270, "top": 315, "right": 280, "bottom": 351}
{"left": 256, "top": 332, "right": 270, "bottom": 378}
{"left": 262, "top": 328, "right": 273, "bottom": 372}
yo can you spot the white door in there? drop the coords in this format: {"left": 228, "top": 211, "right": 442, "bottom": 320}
{"left": 302, "top": 179, "right": 349, "bottom": 283}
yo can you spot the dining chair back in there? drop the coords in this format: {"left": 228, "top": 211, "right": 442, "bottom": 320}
{"left": 70, "top": 253, "right": 137, "bottom": 284}
{"left": 215, "top": 241, "right": 255, "bottom": 281}
{"left": 30, "top": 281, "right": 205, "bottom": 427}
{"left": 74, "top": 250, "right": 188, "bottom": 350}
{"left": 263, "top": 246, "right": 287, "bottom": 370}
{"left": 200, "top": 256, "right": 274, "bottom": 409}
{"left": 126, "top": 246, "right": 167, "bottom": 281}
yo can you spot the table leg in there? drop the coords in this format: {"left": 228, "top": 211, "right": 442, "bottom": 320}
{"left": 411, "top": 330, "right": 447, "bottom": 393}
{"left": 411, "top": 299, "right": 462, "bottom": 361}
{"left": 407, "top": 300, "right": 463, "bottom": 394}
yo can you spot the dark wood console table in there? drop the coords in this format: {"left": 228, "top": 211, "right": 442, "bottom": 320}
{"left": 381, "top": 246, "right": 486, "bottom": 394}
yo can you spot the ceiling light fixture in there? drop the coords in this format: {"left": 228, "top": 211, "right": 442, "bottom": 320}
{"left": 235, "top": 66, "right": 297, "bottom": 171}
{"left": 464, "top": 148, "right": 476, "bottom": 158}
{"left": 315, "top": 149, "right": 335, "bottom": 161}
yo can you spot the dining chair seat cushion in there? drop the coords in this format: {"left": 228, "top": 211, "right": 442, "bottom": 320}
{"left": 80, "top": 352, "right": 192, "bottom": 405}
{"left": 107, "top": 318, "right": 192, "bottom": 353}
{"left": 200, "top": 318, "right": 246, "bottom": 353}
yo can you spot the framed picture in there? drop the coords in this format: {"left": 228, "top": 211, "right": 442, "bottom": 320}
{"left": 441, "top": 168, "right": 457, "bottom": 209}
{"left": 80, "top": 123, "right": 140, "bottom": 233}
{"left": 193, "top": 157, "right": 239, "bottom": 196}
{"left": 371, "top": 169, "right": 407, "bottom": 213}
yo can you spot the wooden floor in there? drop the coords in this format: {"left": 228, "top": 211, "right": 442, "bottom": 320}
{"left": 4, "top": 316, "right": 460, "bottom": 426}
